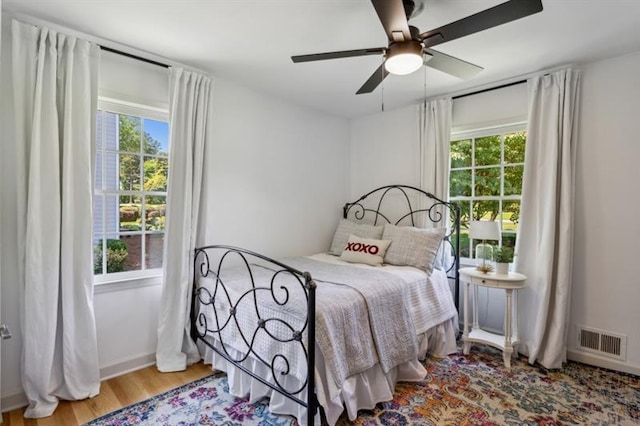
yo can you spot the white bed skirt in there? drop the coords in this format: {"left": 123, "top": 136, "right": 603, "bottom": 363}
{"left": 199, "top": 316, "right": 458, "bottom": 426}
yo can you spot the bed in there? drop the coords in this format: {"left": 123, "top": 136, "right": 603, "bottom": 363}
{"left": 191, "top": 184, "right": 461, "bottom": 425}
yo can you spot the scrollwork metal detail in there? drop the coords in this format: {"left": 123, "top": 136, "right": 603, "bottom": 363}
{"left": 343, "top": 184, "right": 461, "bottom": 309}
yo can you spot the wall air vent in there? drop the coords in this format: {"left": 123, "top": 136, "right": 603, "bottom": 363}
{"left": 577, "top": 325, "right": 626, "bottom": 361}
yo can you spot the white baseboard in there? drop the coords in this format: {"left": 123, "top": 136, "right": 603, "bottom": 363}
{"left": 99, "top": 352, "right": 157, "bottom": 381}
{"left": 1, "top": 352, "right": 156, "bottom": 414}
{"left": 1, "top": 392, "right": 28, "bottom": 415}
{"left": 567, "top": 349, "right": 640, "bottom": 376}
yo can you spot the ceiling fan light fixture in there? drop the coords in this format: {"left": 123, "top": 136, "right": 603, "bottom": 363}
{"left": 385, "top": 41, "right": 423, "bottom": 75}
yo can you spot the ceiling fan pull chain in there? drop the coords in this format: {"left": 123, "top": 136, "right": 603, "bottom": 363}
{"left": 423, "top": 63, "right": 428, "bottom": 108}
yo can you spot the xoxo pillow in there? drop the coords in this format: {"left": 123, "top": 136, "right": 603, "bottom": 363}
{"left": 340, "top": 234, "right": 391, "bottom": 266}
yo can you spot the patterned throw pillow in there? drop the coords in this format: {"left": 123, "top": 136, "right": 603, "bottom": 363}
{"left": 340, "top": 234, "right": 391, "bottom": 266}
{"left": 382, "top": 224, "right": 446, "bottom": 274}
{"left": 328, "top": 219, "right": 384, "bottom": 256}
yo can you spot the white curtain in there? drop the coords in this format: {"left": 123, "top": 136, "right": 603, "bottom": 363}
{"left": 11, "top": 20, "right": 100, "bottom": 417}
{"left": 418, "top": 98, "right": 452, "bottom": 201}
{"left": 515, "top": 69, "right": 581, "bottom": 369}
{"left": 156, "top": 68, "right": 212, "bottom": 372}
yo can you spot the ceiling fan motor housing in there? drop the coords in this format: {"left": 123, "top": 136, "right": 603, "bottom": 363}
{"left": 386, "top": 40, "right": 423, "bottom": 58}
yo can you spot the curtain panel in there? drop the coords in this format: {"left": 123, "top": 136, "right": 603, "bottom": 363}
{"left": 418, "top": 98, "right": 452, "bottom": 202}
{"left": 515, "top": 68, "right": 581, "bottom": 369}
{"left": 11, "top": 19, "right": 101, "bottom": 417}
{"left": 418, "top": 98, "right": 452, "bottom": 270}
{"left": 156, "top": 68, "right": 212, "bottom": 372}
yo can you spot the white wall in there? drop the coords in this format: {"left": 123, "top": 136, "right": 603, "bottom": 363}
{"left": 199, "top": 78, "right": 350, "bottom": 256}
{"left": 569, "top": 51, "right": 640, "bottom": 373}
{"left": 349, "top": 54, "right": 640, "bottom": 374}
{"left": 350, "top": 104, "right": 421, "bottom": 197}
{"left": 0, "top": 24, "right": 350, "bottom": 410}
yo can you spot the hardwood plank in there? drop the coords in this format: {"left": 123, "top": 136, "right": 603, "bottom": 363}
{"left": 73, "top": 382, "right": 121, "bottom": 423}
{"left": 108, "top": 372, "right": 152, "bottom": 407}
{"left": 2, "top": 362, "right": 211, "bottom": 426}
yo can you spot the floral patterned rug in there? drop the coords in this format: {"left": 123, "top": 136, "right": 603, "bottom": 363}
{"left": 85, "top": 345, "right": 639, "bottom": 425}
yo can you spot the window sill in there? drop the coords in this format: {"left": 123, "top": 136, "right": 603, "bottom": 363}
{"left": 94, "top": 273, "right": 162, "bottom": 294}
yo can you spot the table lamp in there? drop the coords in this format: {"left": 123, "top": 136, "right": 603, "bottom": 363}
{"left": 469, "top": 221, "right": 500, "bottom": 272}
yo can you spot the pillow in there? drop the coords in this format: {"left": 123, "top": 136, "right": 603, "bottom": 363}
{"left": 329, "top": 219, "right": 384, "bottom": 256}
{"left": 340, "top": 234, "right": 391, "bottom": 266}
{"left": 382, "top": 224, "right": 446, "bottom": 274}
{"left": 432, "top": 229, "right": 454, "bottom": 271}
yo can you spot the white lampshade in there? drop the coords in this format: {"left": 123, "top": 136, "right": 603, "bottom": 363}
{"left": 469, "top": 221, "right": 500, "bottom": 241}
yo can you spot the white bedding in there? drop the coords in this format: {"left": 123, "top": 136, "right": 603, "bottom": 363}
{"left": 196, "top": 253, "right": 458, "bottom": 425}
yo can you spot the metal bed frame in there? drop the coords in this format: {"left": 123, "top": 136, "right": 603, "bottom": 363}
{"left": 190, "top": 184, "right": 460, "bottom": 425}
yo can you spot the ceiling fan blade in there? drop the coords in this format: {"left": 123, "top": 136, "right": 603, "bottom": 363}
{"left": 356, "top": 63, "right": 389, "bottom": 95}
{"left": 423, "top": 48, "right": 484, "bottom": 80}
{"left": 420, "top": 0, "right": 543, "bottom": 48}
{"left": 292, "top": 47, "right": 385, "bottom": 63}
{"left": 371, "top": 0, "right": 412, "bottom": 42}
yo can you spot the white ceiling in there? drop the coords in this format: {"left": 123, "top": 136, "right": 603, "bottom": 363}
{"left": 5, "top": 0, "right": 640, "bottom": 118}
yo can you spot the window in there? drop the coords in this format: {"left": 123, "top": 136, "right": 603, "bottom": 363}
{"left": 449, "top": 124, "right": 526, "bottom": 259}
{"left": 93, "top": 102, "right": 169, "bottom": 280}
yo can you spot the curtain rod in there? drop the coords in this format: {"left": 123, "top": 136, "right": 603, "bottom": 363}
{"left": 99, "top": 45, "right": 170, "bottom": 69}
{"left": 452, "top": 79, "right": 526, "bottom": 100}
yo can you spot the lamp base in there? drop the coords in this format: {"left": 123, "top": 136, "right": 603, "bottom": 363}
{"left": 475, "top": 242, "right": 494, "bottom": 272}
{"left": 476, "top": 263, "right": 494, "bottom": 273}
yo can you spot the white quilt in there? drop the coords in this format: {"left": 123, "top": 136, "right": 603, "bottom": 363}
{"left": 195, "top": 253, "right": 457, "bottom": 425}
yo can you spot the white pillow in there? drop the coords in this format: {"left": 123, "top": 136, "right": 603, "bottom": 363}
{"left": 329, "top": 219, "right": 384, "bottom": 256}
{"left": 340, "top": 234, "right": 391, "bottom": 266}
{"left": 382, "top": 224, "right": 446, "bottom": 274}
{"left": 432, "top": 230, "right": 454, "bottom": 271}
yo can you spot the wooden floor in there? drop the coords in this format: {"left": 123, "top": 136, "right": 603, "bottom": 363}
{"left": 2, "top": 362, "right": 214, "bottom": 426}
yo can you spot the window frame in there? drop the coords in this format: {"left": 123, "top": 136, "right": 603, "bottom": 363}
{"left": 449, "top": 122, "right": 527, "bottom": 263}
{"left": 94, "top": 98, "right": 170, "bottom": 286}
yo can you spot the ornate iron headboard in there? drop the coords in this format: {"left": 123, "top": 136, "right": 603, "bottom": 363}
{"left": 343, "top": 184, "right": 461, "bottom": 309}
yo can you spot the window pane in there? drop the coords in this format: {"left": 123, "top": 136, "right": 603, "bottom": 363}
{"left": 119, "top": 154, "right": 141, "bottom": 192}
{"left": 145, "top": 234, "right": 164, "bottom": 269}
{"left": 504, "top": 132, "right": 526, "bottom": 164}
{"left": 93, "top": 195, "right": 104, "bottom": 235}
{"left": 119, "top": 201, "right": 141, "bottom": 232}
{"left": 96, "top": 111, "right": 103, "bottom": 149}
{"left": 94, "top": 234, "right": 127, "bottom": 274}
{"left": 455, "top": 200, "right": 472, "bottom": 230}
{"left": 106, "top": 195, "right": 120, "bottom": 235}
{"left": 504, "top": 165, "right": 524, "bottom": 196}
{"left": 119, "top": 115, "right": 141, "bottom": 152}
{"left": 502, "top": 232, "right": 517, "bottom": 249}
{"left": 502, "top": 200, "right": 520, "bottom": 232}
{"left": 144, "top": 156, "right": 168, "bottom": 192}
{"left": 458, "top": 227, "right": 471, "bottom": 259}
{"left": 93, "top": 240, "right": 103, "bottom": 275}
{"left": 143, "top": 119, "right": 169, "bottom": 156}
{"left": 105, "top": 152, "right": 118, "bottom": 190}
{"left": 474, "top": 135, "right": 501, "bottom": 166}
{"left": 450, "top": 139, "right": 471, "bottom": 168}
{"left": 105, "top": 112, "right": 119, "bottom": 150}
{"left": 475, "top": 167, "right": 500, "bottom": 196}
{"left": 473, "top": 200, "right": 499, "bottom": 222}
{"left": 120, "top": 235, "right": 142, "bottom": 272}
{"left": 145, "top": 195, "right": 166, "bottom": 231}
{"left": 95, "top": 152, "right": 103, "bottom": 190}
{"left": 450, "top": 169, "right": 471, "bottom": 197}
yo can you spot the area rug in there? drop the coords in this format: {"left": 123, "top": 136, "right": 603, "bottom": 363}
{"left": 85, "top": 345, "right": 639, "bottom": 425}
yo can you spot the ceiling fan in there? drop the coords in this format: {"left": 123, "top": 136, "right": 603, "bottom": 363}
{"left": 291, "top": 0, "right": 543, "bottom": 94}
